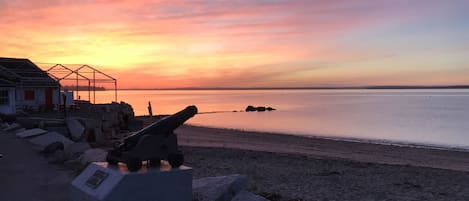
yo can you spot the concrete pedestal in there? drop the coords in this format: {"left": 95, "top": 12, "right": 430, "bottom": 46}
{"left": 70, "top": 162, "right": 192, "bottom": 201}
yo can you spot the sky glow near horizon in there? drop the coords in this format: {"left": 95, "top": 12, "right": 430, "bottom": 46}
{"left": 1, "top": 0, "right": 468, "bottom": 88}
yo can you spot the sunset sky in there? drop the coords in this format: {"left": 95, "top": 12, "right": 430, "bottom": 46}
{"left": 1, "top": 0, "right": 468, "bottom": 88}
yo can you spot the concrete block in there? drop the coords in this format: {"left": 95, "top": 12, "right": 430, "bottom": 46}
{"left": 29, "top": 131, "right": 73, "bottom": 148}
{"left": 16, "top": 128, "right": 47, "bottom": 138}
{"left": 193, "top": 174, "right": 248, "bottom": 201}
{"left": 231, "top": 191, "right": 269, "bottom": 201}
{"left": 70, "top": 162, "right": 192, "bottom": 201}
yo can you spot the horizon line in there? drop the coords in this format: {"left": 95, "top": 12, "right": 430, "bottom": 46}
{"left": 115, "top": 85, "right": 469, "bottom": 90}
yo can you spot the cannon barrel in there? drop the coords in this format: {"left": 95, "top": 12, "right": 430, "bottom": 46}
{"left": 122, "top": 105, "right": 198, "bottom": 147}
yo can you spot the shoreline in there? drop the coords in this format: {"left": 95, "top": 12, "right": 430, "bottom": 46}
{"left": 187, "top": 123, "right": 469, "bottom": 153}
{"left": 177, "top": 124, "right": 469, "bottom": 172}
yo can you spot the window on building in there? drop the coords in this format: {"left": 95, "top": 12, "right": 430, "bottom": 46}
{"left": 24, "top": 90, "right": 35, "bottom": 100}
{"left": 0, "top": 90, "right": 8, "bottom": 105}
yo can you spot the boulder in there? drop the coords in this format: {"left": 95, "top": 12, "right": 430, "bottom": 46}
{"left": 64, "top": 142, "right": 91, "bottom": 159}
{"left": 41, "top": 141, "right": 65, "bottom": 154}
{"left": 193, "top": 174, "right": 248, "bottom": 201}
{"left": 3, "top": 123, "right": 21, "bottom": 131}
{"left": 231, "top": 190, "right": 269, "bottom": 201}
{"left": 16, "top": 128, "right": 47, "bottom": 138}
{"left": 48, "top": 150, "right": 68, "bottom": 164}
{"left": 256, "top": 106, "right": 266, "bottom": 112}
{"left": 13, "top": 128, "right": 26, "bottom": 134}
{"left": 45, "top": 126, "right": 70, "bottom": 136}
{"left": 245, "top": 106, "right": 275, "bottom": 112}
{"left": 66, "top": 118, "right": 86, "bottom": 141}
{"left": 245, "top": 105, "right": 256, "bottom": 112}
{"left": 29, "top": 132, "right": 73, "bottom": 148}
{"left": 78, "top": 148, "right": 107, "bottom": 165}
{"left": 0, "top": 122, "right": 9, "bottom": 130}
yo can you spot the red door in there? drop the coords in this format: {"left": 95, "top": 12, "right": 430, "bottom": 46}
{"left": 45, "top": 88, "right": 53, "bottom": 110}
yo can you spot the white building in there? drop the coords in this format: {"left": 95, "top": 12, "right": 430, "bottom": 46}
{"left": 0, "top": 78, "right": 16, "bottom": 114}
{"left": 0, "top": 58, "right": 60, "bottom": 115}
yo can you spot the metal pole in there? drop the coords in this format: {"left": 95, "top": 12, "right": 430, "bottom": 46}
{"left": 76, "top": 72, "right": 79, "bottom": 100}
{"left": 93, "top": 70, "right": 96, "bottom": 104}
{"left": 114, "top": 80, "right": 117, "bottom": 102}
{"left": 88, "top": 80, "right": 91, "bottom": 102}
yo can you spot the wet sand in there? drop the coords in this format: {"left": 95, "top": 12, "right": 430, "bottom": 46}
{"left": 176, "top": 125, "right": 469, "bottom": 172}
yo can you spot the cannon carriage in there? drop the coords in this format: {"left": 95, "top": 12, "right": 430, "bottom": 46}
{"left": 106, "top": 105, "right": 198, "bottom": 171}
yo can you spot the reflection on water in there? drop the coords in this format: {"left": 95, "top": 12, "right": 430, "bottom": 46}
{"left": 95, "top": 89, "right": 469, "bottom": 149}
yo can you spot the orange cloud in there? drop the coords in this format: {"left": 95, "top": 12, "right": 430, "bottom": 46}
{"left": 2, "top": 0, "right": 469, "bottom": 88}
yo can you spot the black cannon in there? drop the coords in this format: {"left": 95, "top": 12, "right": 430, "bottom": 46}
{"left": 106, "top": 105, "right": 198, "bottom": 171}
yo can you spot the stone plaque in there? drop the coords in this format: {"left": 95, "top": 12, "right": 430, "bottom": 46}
{"left": 85, "top": 170, "right": 109, "bottom": 189}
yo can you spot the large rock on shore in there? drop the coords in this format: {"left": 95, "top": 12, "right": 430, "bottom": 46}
{"left": 193, "top": 174, "right": 248, "bottom": 201}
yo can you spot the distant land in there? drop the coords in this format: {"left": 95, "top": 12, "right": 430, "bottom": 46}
{"left": 119, "top": 85, "right": 469, "bottom": 90}
{"left": 62, "top": 85, "right": 106, "bottom": 91}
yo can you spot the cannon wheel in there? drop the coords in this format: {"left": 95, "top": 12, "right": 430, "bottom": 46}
{"left": 168, "top": 151, "right": 184, "bottom": 168}
{"left": 106, "top": 150, "right": 121, "bottom": 165}
{"left": 126, "top": 158, "right": 142, "bottom": 172}
{"left": 149, "top": 159, "right": 161, "bottom": 168}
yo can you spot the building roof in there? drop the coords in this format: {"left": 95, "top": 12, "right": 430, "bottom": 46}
{"left": 0, "top": 58, "right": 59, "bottom": 87}
{"left": 0, "top": 78, "right": 14, "bottom": 87}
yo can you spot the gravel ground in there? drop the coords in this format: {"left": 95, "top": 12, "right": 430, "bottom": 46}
{"left": 182, "top": 146, "right": 469, "bottom": 201}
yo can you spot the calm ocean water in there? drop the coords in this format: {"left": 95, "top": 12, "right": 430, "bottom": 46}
{"left": 94, "top": 89, "right": 469, "bottom": 149}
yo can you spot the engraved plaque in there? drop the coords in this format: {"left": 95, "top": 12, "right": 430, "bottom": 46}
{"left": 85, "top": 170, "right": 109, "bottom": 189}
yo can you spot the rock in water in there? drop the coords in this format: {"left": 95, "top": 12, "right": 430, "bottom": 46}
{"left": 193, "top": 174, "right": 248, "bottom": 201}
{"left": 256, "top": 106, "right": 266, "bottom": 112}
{"left": 245, "top": 105, "right": 257, "bottom": 112}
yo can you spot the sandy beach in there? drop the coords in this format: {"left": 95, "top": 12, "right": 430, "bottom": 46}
{"left": 176, "top": 125, "right": 469, "bottom": 200}
{"left": 3, "top": 124, "right": 469, "bottom": 200}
